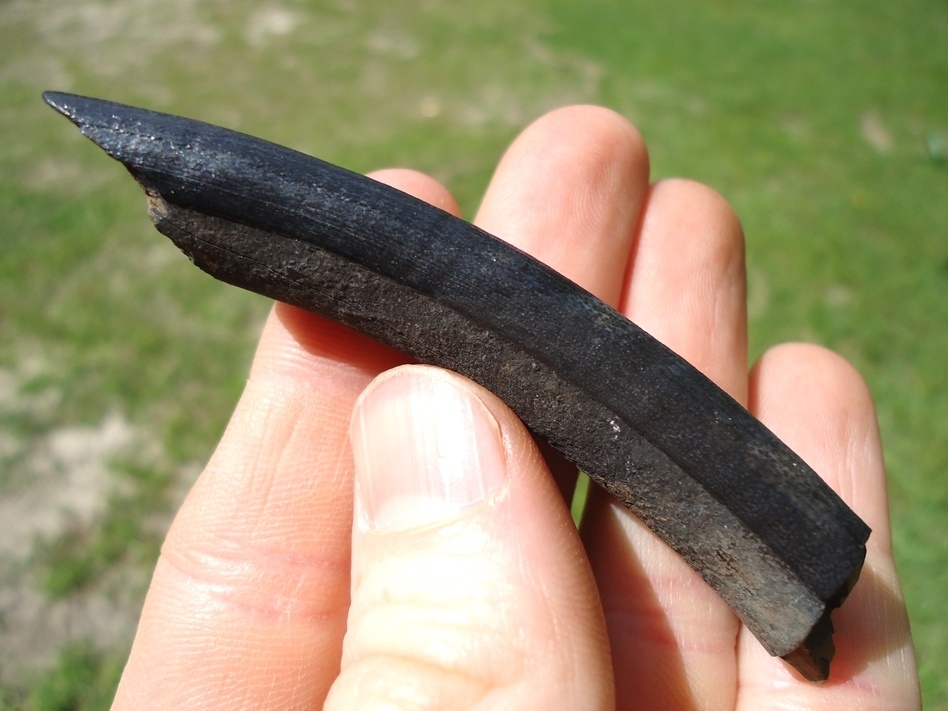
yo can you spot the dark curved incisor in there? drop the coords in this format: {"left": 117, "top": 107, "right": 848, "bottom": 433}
{"left": 43, "top": 91, "right": 870, "bottom": 682}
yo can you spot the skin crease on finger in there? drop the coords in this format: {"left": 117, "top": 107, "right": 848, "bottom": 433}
{"left": 108, "top": 106, "right": 920, "bottom": 710}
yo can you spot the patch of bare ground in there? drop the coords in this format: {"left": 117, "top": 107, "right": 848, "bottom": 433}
{"left": 0, "top": 365, "right": 172, "bottom": 686}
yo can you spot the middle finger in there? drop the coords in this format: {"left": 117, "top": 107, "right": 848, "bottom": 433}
{"left": 583, "top": 178, "right": 749, "bottom": 709}
{"left": 475, "top": 105, "right": 651, "bottom": 499}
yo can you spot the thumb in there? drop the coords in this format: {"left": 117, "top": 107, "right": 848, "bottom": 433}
{"left": 324, "top": 365, "right": 613, "bottom": 710}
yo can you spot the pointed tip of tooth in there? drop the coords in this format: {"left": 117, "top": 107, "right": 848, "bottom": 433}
{"left": 41, "top": 91, "right": 214, "bottom": 196}
{"left": 42, "top": 90, "right": 67, "bottom": 106}
{"left": 43, "top": 91, "right": 117, "bottom": 128}
{"left": 43, "top": 91, "right": 79, "bottom": 121}
{"left": 42, "top": 91, "right": 145, "bottom": 165}
{"left": 42, "top": 91, "right": 92, "bottom": 122}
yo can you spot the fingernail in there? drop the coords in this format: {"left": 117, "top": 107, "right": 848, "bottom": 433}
{"left": 351, "top": 367, "right": 507, "bottom": 533}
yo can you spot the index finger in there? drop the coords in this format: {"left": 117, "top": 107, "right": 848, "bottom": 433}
{"left": 111, "top": 171, "right": 456, "bottom": 710}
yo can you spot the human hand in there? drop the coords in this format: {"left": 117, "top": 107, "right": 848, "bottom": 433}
{"left": 111, "top": 106, "right": 921, "bottom": 709}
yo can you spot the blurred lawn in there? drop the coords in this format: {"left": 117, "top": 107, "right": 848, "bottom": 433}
{"left": 1, "top": 0, "right": 945, "bottom": 707}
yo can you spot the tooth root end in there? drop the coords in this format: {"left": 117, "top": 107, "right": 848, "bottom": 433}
{"left": 781, "top": 613, "right": 835, "bottom": 683}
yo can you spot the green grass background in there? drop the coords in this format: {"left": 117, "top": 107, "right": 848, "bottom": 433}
{"left": 1, "top": 0, "right": 945, "bottom": 707}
